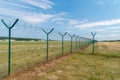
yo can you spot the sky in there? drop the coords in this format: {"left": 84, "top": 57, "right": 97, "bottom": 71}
{"left": 0, "top": 0, "right": 120, "bottom": 40}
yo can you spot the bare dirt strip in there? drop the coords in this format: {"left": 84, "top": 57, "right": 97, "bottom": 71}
{"left": 3, "top": 53, "right": 71, "bottom": 80}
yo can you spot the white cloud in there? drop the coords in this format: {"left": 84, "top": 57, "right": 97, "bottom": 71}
{"left": 95, "top": 29, "right": 106, "bottom": 32}
{"left": 109, "top": 30, "right": 120, "bottom": 33}
{"left": 23, "top": 0, "right": 54, "bottom": 9}
{"left": 109, "top": 34, "right": 118, "bottom": 37}
{"left": 68, "top": 19, "right": 88, "bottom": 29}
{"left": 106, "top": 26, "right": 120, "bottom": 30}
{"left": 0, "top": 0, "right": 54, "bottom": 10}
{"left": 52, "top": 17, "right": 65, "bottom": 24}
{"left": 74, "top": 19, "right": 120, "bottom": 29}
{"left": 51, "top": 12, "right": 67, "bottom": 22}
{"left": 69, "top": 19, "right": 88, "bottom": 25}
{"left": 21, "top": 12, "right": 65, "bottom": 24}
{"left": 21, "top": 12, "right": 66, "bottom": 23}
{"left": 95, "top": 34, "right": 120, "bottom": 40}
{"left": 0, "top": 0, "right": 65, "bottom": 24}
{"left": 105, "top": 34, "right": 120, "bottom": 40}
{"left": 0, "top": 7, "right": 66, "bottom": 24}
{"left": 22, "top": 13, "right": 53, "bottom": 23}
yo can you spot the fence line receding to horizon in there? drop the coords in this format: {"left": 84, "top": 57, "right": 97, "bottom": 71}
{"left": 0, "top": 18, "right": 94, "bottom": 78}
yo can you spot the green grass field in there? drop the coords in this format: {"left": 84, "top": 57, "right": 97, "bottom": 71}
{"left": 31, "top": 42, "right": 119, "bottom": 80}
{"left": 3, "top": 42, "right": 120, "bottom": 80}
{"left": 0, "top": 41, "right": 79, "bottom": 78}
{"left": 2, "top": 41, "right": 120, "bottom": 80}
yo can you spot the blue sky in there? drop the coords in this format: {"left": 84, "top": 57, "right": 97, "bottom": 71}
{"left": 0, "top": 0, "right": 120, "bottom": 40}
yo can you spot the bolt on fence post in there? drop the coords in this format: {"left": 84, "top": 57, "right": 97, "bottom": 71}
{"left": 42, "top": 28, "right": 54, "bottom": 61}
{"left": 1, "top": 19, "right": 19, "bottom": 76}
{"left": 58, "top": 32, "right": 67, "bottom": 56}
{"left": 91, "top": 32, "right": 97, "bottom": 54}
{"left": 68, "top": 34, "right": 75, "bottom": 53}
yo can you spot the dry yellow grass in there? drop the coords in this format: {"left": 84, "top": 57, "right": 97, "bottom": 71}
{"left": 3, "top": 42, "right": 120, "bottom": 80}
{"left": 0, "top": 41, "right": 76, "bottom": 79}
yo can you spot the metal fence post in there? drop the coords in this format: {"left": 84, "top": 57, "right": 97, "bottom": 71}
{"left": 75, "top": 36, "right": 80, "bottom": 49}
{"left": 58, "top": 32, "right": 67, "bottom": 56}
{"left": 91, "top": 32, "right": 97, "bottom": 54}
{"left": 42, "top": 28, "right": 54, "bottom": 61}
{"left": 77, "top": 36, "right": 80, "bottom": 49}
{"left": 81, "top": 37, "right": 84, "bottom": 48}
{"left": 75, "top": 36, "right": 77, "bottom": 49}
{"left": 79, "top": 36, "right": 80, "bottom": 48}
{"left": 68, "top": 34, "right": 75, "bottom": 53}
{"left": 1, "top": 19, "right": 19, "bottom": 76}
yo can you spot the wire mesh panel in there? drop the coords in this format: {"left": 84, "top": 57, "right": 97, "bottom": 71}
{"left": 0, "top": 41, "right": 8, "bottom": 78}
{"left": 64, "top": 36, "right": 71, "bottom": 54}
{"left": 72, "top": 37, "right": 76, "bottom": 51}
{"left": 0, "top": 24, "right": 8, "bottom": 78}
{"left": 10, "top": 41, "right": 46, "bottom": 73}
{"left": 44, "top": 29, "right": 62, "bottom": 60}
{"left": 0, "top": 19, "right": 93, "bottom": 79}
{"left": 9, "top": 22, "right": 47, "bottom": 75}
